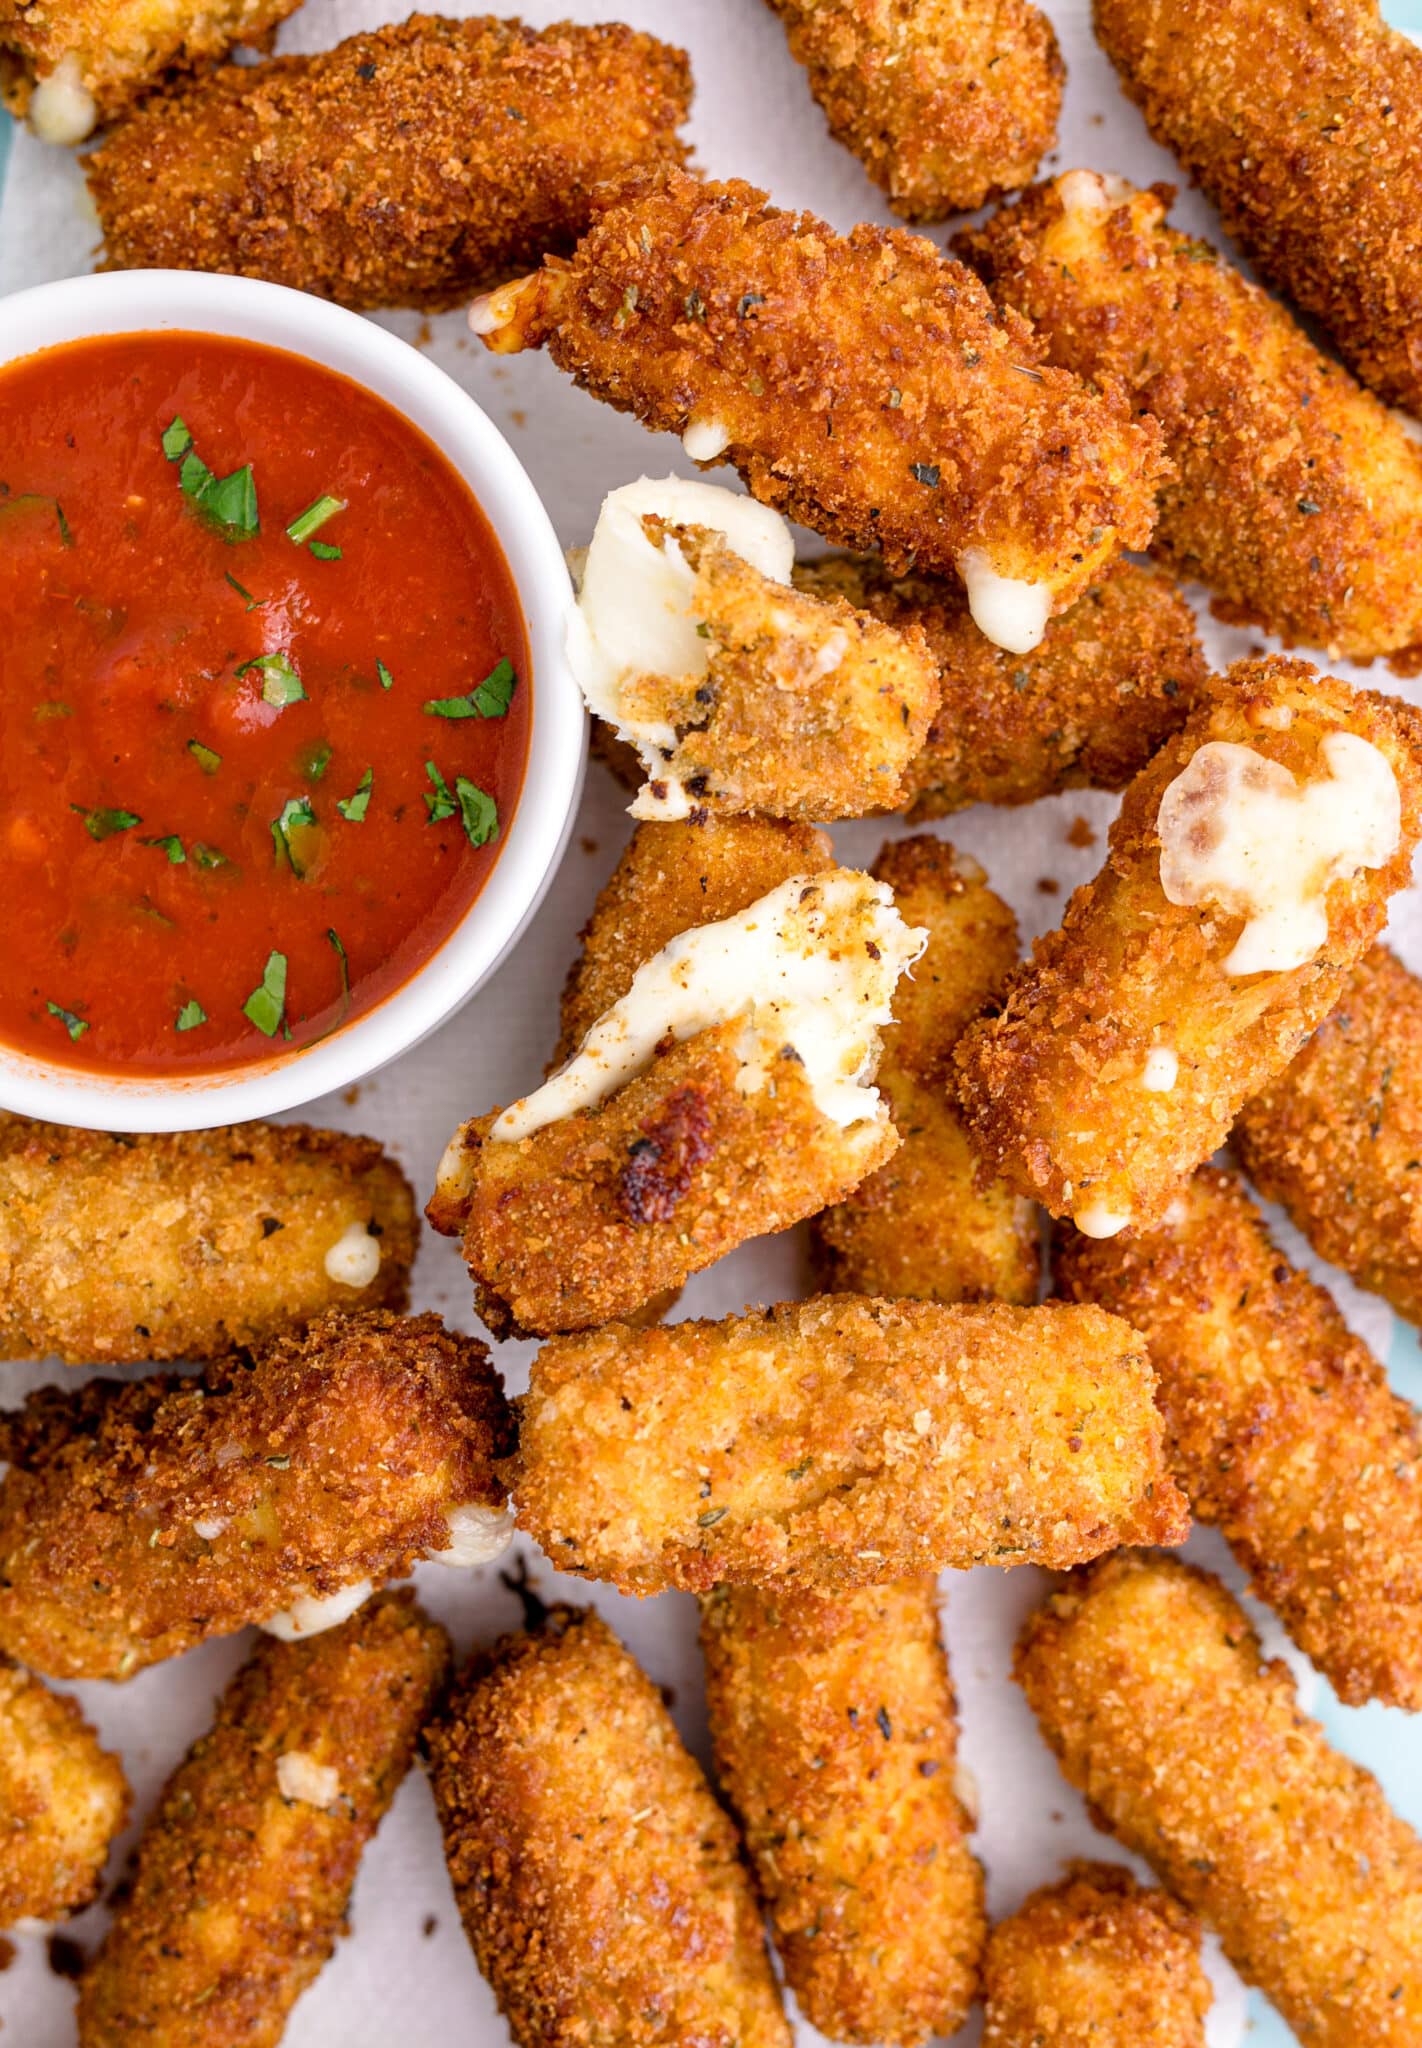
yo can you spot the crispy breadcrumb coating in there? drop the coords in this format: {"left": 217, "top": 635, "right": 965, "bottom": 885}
{"left": 796, "top": 554, "right": 1206, "bottom": 816}
{"left": 555, "top": 816, "right": 834, "bottom": 1066}
{"left": 1093, "top": 0, "right": 1422, "bottom": 415}
{"left": 77, "top": 1593, "right": 448, "bottom": 2048}
{"left": 0, "top": 1309, "right": 510, "bottom": 1680}
{"left": 0, "top": 1659, "right": 128, "bottom": 1930}
{"left": 812, "top": 838, "right": 1039, "bottom": 1304}
{"left": 701, "top": 1578, "right": 984, "bottom": 2045}
{"left": 959, "top": 171, "right": 1422, "bottom": 661}
{"left": 87, "top": 17, "right": 691, "bottom": 310}
{"left": 765, "top": 0, "right": 1062, "bottom": 219}
{"left": 0, "top": 1114, "right": 415, "bottom": 1365}
{"left": 1017, "top": 1551, "right": 1422, "bottom": 2048}
{"left": 1055, "top": 1165, "right": 1422, "bottom": 1709}
{"left": 954, "top": 657, "right": 1422, "bottom": 1235}
{"left": 424, "top": 1604, "right": 791, "bottom": 2048}
{"left": 510, "top": 1297, "right": 1188, "bottom": 1595}
{"left": 982, "top": 1862, "right": 1210, "bottom": 2048}
{"left": 611, "top": 519, "right": 939, "bottom": 821}
{"left": 1235, "top": 945, "right": 1422, "bottom": 1326}
{"left": 0, "top": 0, "right": 298, "bottom": 138}
{"left": 473, "top": 169, "right": 1165, "bottom": 609}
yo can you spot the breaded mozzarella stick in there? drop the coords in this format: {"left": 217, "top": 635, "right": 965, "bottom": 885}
{"left": 428, "top": 868, "right": 923, "bottom": 1337}
{"left": 955, "top": 657, "right": 1422, "bottom": 1238}
{"left": 0, "top": 1659, "right": 129, "bottom": 1929}
{"left": 471, "top": 169, "right": 1166, "bottom": 651}
{"left": 425, "top": 1604, "right": 791, "bottom": 2048}
{"left": 959, "top": 171, "right": 1422, "bottom": 660}
{"left": 77, "top": 1593, "right": 448, "bottom": 2048}
{"left": 510, "top": 1297, "right": 1188, "bottom": 1594}
{"left": 0, "top": 1114, "right": 416, "bottom": 1365}
{"left": 1055, "top": 1166, "right": 1422, "bottom": 1709}
{"left": 0, "top": 1309, "right": 510, "bottom": 1679}
{"left": 1017, "top": 1552, "right": 1422, "bottom": 2048}
{"left": 812, "top": 838, "right": 1039, "bottom": 1304}
{"left": 701, "top": 1578, "right": 984, "bottom": 2045}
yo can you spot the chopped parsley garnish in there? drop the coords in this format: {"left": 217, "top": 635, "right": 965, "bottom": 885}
{"left": 910, "top": 462, "right": 941, "bottom": 488}
{"left": 0, "top": 493, "right": 73, "bottom": 546}
{"left": 175, "top": 999, "right": 207, "bottom": 1032}
{"left": 308, "top": 540, "right": 342, "bottom": 561}
{"left": 224, "top": 571, "right": 265, "bottom": 611}
{"left": 46, "top": 1000, "right": 87, "bottom": 1042}
{"left": 424, "top": 657, "right": 517, "bottom": 721}
{"left": 71, "top": 804, "right": 141, "bottom": 840}
{"left": 424, "top": 760, "right": 457, "bottom": 823}
{"left": 300, "top": 739, "right": 333, "bottom": 782}
{"left": 141, "top": 834, "right": 186, "bottom": 864}
{"left": 236, "top": 651, "right": 306, "bottom": 707}
{"left": 336, "top": 768, "right": 373, "bottom": 822}
{"left": 271, "top": 797, "right": 318, "bottom": 876}
{"left": 456, "top": 777, "right": 499, "bottom": 848}
{"left": 163, "top": 419, "right": 260, "bottom": 541}
{"left": 286, "top": 494, "right": 345, "bottom": 545}
{"left": 242, "top": 951, "right": 288, "bottom": 1037}
{"left": 376, "top": 660, "right": 394, "bottom": 691}
{"left": 188, "top": 739, "right": 222, "bottom": 775}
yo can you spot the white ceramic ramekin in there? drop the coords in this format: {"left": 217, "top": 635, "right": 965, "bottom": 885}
{"left": 0, "top": 270, "right": 584, "bottom": 1131}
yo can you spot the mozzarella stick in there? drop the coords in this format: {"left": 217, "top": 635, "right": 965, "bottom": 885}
{"left": 0, "top": 1309, "right": 510, "bottom": 1680}
{"left": 796, "top": 554, "right": 1207, "bottom": 816}
{"left": 0, "top": 1114, "right": 416, "bottom": 1365}
{"left": 982, "top": 1863, "right": 1211, "bottom": 2048}
{"left": 569, "top": 481, "right": 939, "bottom": 822}
{"left": 77, "top": 1592, "right": 448, "bottom": 2048}
{"left": 87, "top": 17, "right": 691, "bottom": 310}
{"left": 812, "top": 838, "right": 1039, "bottom": 1305}
{"left": 1017, "top": 1551, "right": 1422, "bottom": 2048}
{"left": 0, "top": 1660, "right": 129, "bottom": 1930}
{"left": 510, "top": 1297, "right": 1188, "bottom": 1595}
{"left": 0, "top": 0, "right": 299, "bottom": 143}
{"left": 1235, "top": 945, "right": 1422, "bottom": 1326}
{"left": 701, "top": 1578, "right": 984, "bottom": 2045}
{"left": 428, "top": 868, "right": 922, "bottom": 1337}
{"left": 954, "top": 656, "right": 1422, "bottom": 1238}
{"left": 1055, "top": 1165, "right": 1422, "bottom": 1708}
{"left": 424, "top": 1604, "right": 791, "bottom": 2048}
{"left": 764, "top": 0, "right": 1062, "bottom": 219}
{"left": 1093, "top": 0, "right": 1422, "bottom": 415}
{"left": 471, "top": 169, "right": 1165, "bottom": 648}
{"left": 959, "top": 171, "right": 1422, "bottom": 661}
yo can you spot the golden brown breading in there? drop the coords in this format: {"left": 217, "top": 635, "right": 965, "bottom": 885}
{"left": 958, "top": 172, "right": 1422, "bottom": 661}
{"left": 1093, "top": 0, "right": 1422, "bottom": 415}
{"left": 429, "top": 1022, "right": 897, "bottom": 1338}
{"left": 424, "top": 1604, "right": 791, "bottom": 2048}
{"left": 812, "top": 838, "right": 1039, "bottom": 1304}
{"left": 1054, "top": 1165, "right": 1422, "bottom": 1708}
{"left": 954, "top": 657, "right": 1422, "bottom": 1236}
{"left": 0, "top": 1309, "right": 509, "bottom": 1680}
{"left": 795, "top": 554, "right": 1207, "bottom": 816}
{"left": 77, "top": 1592, "right": 448, "bottom": 2048}
{"left": 0, "top": 0, "right": 298, "bottom": 138}
{"left": 611, "top": 520, "right": 939, "bottom": 821}
{"left": 700, "top": 1578, "right": 984, "bottom": 2045}
{"left": 0, "top": 1659, "right": 128, "bottom": 1930}
{"left": 0, "top": 1114, "right": 416, "bottom": 1365}
{"left": 1017, "top": 1551, "right": 1422, "bottom": 2048}
{"left": 1235, "top": 945, "right": 1422, "bottom": 1325}
{"left": 765, "top": 0, "right": 1062, "bottom": 219}
{"left": 87, "top": 17, "right": 691, "bottom": 310}
{"left": 510, "top": 1297, "right": 1188, "bottom": 1595}
{"left": 473, "top": 169, "right": 1165, "bottom": 606}
{"left": 982, "top": 1862, "right": 1211, "bottom": 2048}
{"left": 555, "top": 816, "right": 834, "bottom": 1067}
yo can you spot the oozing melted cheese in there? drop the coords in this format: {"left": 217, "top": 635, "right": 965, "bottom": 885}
{"left": 957, "top": 548, "right": 1053, "bottom": 655}
{"left": 29, "top": 55, "right": 97, "bottom": 145}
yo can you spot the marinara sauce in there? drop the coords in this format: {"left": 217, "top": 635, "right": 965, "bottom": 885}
{"left": 0, "top": 332, "right": 530, "bottom": 1075}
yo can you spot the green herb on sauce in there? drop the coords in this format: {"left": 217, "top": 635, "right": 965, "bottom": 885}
{"left": 300, "top": 739, "right": 333, "bottom": 782}
{"left": 308, "top": 540, "right": 342, "bottom": 561}
{"left": 163, "top": 419, "right": 260, "bottom": 541}
{"left": 162, "top": 418, "right": 193, "bottom": 461}
{"left": 286, "top": 495, "right": 345, "bottom": 545}
{"left": 236, "top": 651, "right": 306, "bottom": 708}
{"left": 376, "top": 660, "right": 394, "bottom": 691}
{"left": 71, "top": 804, "right": 141, "bottom": 840}
{"left": 141, "top": 834, "right": 187, "bottom": 864}
{"left": 271, "top": 797, "right": 318, "bottom": 877}
{"left": 45, "top": 1000, "right": 87, "bottom": 1041}
{"left": 192, "top": 844, "right": 230, "bottom": 870}
{"left": 328, "top": 928, "right": 351, "bottom": 1012}
{"left": 424, "top": 760, "right": 457, "bottom": 823}
{"left": 187, "top": 739, "right": 222, "bottom": 775}
{"left": 224, "top": 571, "right": 265, "bottom": 611}
{"left": 243, "top": 951, "right": 288, "bottom": 1037}
{"left": 456, "top": 777, "right": 499, "bottom": 848}
{"left": 175, "top": 999, "right": 208, "bottom": 1032}
{"left": 336, "top": 768, "right": 373, "bottom": 822}
{"left": 423, "top": 657, "right": 517, "bottom": 721}
{"left": 0, "top": 493, "right": 73, "bottom": 547}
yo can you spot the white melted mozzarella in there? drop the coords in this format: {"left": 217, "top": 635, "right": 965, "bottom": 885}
{"left": 957, "top": 548, "right": 1052, "bottom": 655}
{"left": 261, "top": 1579, "right": 374, "bottom": 1642}
{"left": 682, "top": 417, "right": 731, "bottom": 462}
{"left": 1141, "top": 1047, "right": 1178, "bottom": 1092}
{"left": 566, "top": 476, "right": 795, "bottom": 819}
{"left": 1056, "top": 167, "right": 1137, "bottom": 222}
{"left": 1074, "top": 1200, "right": 1132, "bottom": 1239}
{"left": 1158, "top": 733, "right": 1400, "bottom": 975}
{"left": 430, "top": 1502, "right": 515, "bottom": 1568}
{"left": 324, "top": 1221, "right": 382, "bottom": 1288}
{"left": 276, "top": 1750, "right": 341, "bottom": 1809}
{"left": 29, "top": 54, "right": 97, "bottom": 144}
{"left": 487, "top": 869, "right": 924, "bottom": 1143}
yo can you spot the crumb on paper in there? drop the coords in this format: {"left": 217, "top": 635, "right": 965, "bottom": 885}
{"left": 1066, "top": 815, "right": 1097, "bottom": 848}
{"left": 1037, "top": 876, "right": 1061, "bottom": 895}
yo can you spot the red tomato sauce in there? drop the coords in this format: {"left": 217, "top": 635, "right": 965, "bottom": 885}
{"left": 0, "top": 331, "right": 531, "bottom": 1076}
